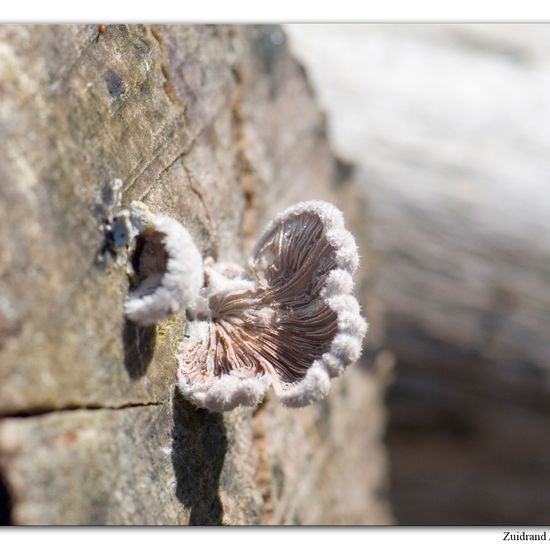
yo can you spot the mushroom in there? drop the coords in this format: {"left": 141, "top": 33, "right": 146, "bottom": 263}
{"left": 118, "top": 200, "right": 367, "bottom": 411}
{"left": 121, "top": 202, "right": 204, "bottom": 326}
{"left": 177, "top": 201, "right": 367, "bottom": 411}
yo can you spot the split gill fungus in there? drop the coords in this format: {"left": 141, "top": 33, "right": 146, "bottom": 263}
{"left": 121, "top": 200, "right": 367, "bottom": 412}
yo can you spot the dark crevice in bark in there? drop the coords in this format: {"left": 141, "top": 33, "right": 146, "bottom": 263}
{"left": 150, "top": 26, "right": 180, "bottom": 106}
{"left": 0, "top": 473, "right": 12, "bottom": 526}
{"left": 0, "top": 399, "right": 166, "bottom": 421}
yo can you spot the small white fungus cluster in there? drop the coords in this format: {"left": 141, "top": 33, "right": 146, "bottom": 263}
{"left": 123, "top": 203, "right": 203, "bottom": 326}
{"left": 122, "top": 200, "right": 367, "bottom": 412}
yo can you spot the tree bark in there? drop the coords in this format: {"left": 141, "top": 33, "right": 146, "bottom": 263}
{"left": 0, "top": 24, "right": 390, "bottom": 525}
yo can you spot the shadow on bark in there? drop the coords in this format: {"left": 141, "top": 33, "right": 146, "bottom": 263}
{"left": 0, "top": 472, "right": 12, "bottom": 525}
{"left": 171, "top": 389, "right": 227, "bottom": 525}
{"left": 122, "top": 319, "right": 156, "bottom": 379}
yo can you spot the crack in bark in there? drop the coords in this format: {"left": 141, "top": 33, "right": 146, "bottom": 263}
{"left": 125, "top": 139, "right": 184, "bottom": 197}
{"left": 121, "top": 25, "right": 195, "bottom": 198}
{"left": 122, "top": 110, "right": 196, "bottom": 198}
{"left": 136, "top": 146, "right": 210, "bottom": 227}
{"left": 0, "top": 399, "right": 167, "bottom": 421}
{"left": 156, "top": 150, "right": 186, "bottom": 181}
{"left": 149, "top": 26, "right": 181, "bottom": 107}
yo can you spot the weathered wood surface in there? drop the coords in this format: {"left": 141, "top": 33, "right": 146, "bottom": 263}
{"left": 287, "top": 24, "right": 550, "bottom": 524}
{"left": 0, "top": 24, "right": 390, "bottom": 525}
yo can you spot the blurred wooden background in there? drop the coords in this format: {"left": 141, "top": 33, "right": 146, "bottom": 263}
{"left": 287, "top": 24, "right": 550, "bottom": 524}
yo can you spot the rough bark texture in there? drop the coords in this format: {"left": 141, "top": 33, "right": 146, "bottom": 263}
{"left": 0, "top": 24, "right": 390, "bottom": 525}
{"left": 287, "top": 24, "right": 550, "bottom": 525}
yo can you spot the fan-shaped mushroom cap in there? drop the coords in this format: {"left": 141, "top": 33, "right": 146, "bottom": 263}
{"left": 124, "top": 203, "right": 203, "bottom": 326}
{"left": 177, "top": 200, "right": 367, "bottom": 411}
